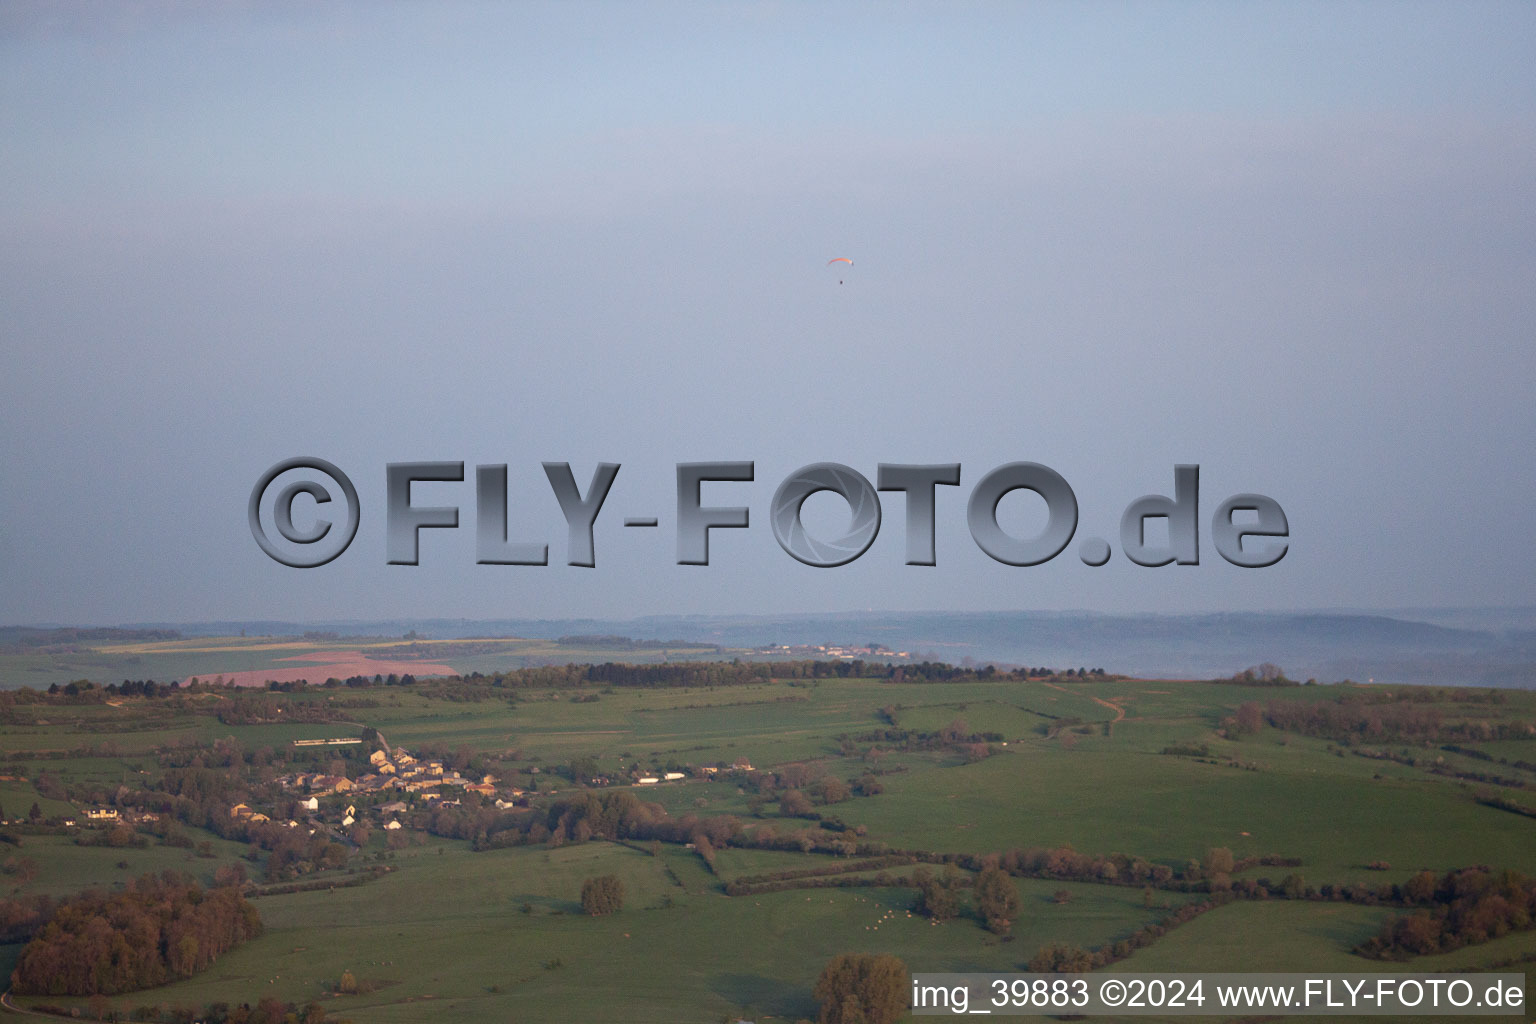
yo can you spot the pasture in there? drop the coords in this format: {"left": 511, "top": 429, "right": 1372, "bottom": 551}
{"left": 2, "top": 651, "right": 1534, "bottom": 1021}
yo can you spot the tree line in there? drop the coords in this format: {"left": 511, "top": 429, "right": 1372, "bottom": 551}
{"left": 1260, "top": 694, "right": 1528, "bottom": 744}
{"left": 4, "top": 656, "right": 1126, "bottom": 703}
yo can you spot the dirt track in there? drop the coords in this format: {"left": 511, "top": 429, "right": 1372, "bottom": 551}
{"left": 1041, "top": 680, "right": 1127, "bottom": 722}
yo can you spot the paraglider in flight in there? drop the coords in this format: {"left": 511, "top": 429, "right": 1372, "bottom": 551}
{"left": 827, "top": 257, "right": 853, "bottom": 284}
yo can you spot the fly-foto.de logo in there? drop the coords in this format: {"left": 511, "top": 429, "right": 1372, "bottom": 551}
{"left": 248, "top": 460, "right": 1287, "bottom": 571}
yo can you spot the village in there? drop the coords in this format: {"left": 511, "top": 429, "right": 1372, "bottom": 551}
{"left": 217, "top": 743, "right": 758, "bottom": 841}
{"left": 751, "top": 642, "right": 910, "bottom": 661}
{"left": 0, "top": 738, "right": 758, "bottom": 843}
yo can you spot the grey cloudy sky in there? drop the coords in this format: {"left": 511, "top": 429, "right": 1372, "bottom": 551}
{"left": 1, "top": 1, "right": 1533, "bottom": 624}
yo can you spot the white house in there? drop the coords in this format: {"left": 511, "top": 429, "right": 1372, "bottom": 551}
{"left": 300, "top": 796, "right": 319, "bottom": 812}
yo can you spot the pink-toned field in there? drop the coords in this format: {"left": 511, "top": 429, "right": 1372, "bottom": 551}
{"left": 181, "top": 650, "right": 457, "bottom": 687}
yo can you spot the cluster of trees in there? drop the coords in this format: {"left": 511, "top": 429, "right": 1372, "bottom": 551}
{"left": 777, "top": 789, "right": 817, "bottom": 817}
{"left": 1226, "top": 663, "right": 1298, "bottom": 686}
{"left": 1263, "top": 698, "right": 1449, "bottom": 743}
{"left": 448, "top": 790, "right": 686, "bottom": 850}
{"left": 322, "top": 673, "right": 419, "bottom": 689}
{"left": 424, "top": 802, "right": 523, "bottom": 845}
{"left": 741, "top": 761, "right": 878, "bottom": 811}
{"left": 217, "top": 695, "right": 347, "bottom": 725}
{"left": 989, "top": 846, "right": 1176, "bottom": 887}
{"left": 254, "top": 825, "right": 351, "bottom": 881}
{"left": 909, "top": 864, "right": 1020, "bottom": 933}
{"left": 580, "top": 874, "right": 625, "bottom": 915}
{"left": 1262, "top": 690, "right": 1522, "bottom": 745}
{"left": 974, "top": 864, "right": 1021, "bottom": 933}
{"left": 39, "top": 680, "right": 113, "bottom": 703}
{"left": 142, "top": 772, "right": 245, "bottom": 842}
{"left": 540, "top": 791, "right": 675, "bottom": 842}
{"left": 10, "top": 872, "right": 262, "bottom": 996}
{"left": 848, "top": 721, "right": 1004, "bottom": 756}
{"left": 1221, "top": 701, "right": 1265, "bottom": 738}
{"left": 1043, "top": 666, "right": 1111, "bottom": 679}
{"left": 814, "top": 953, "right": 908, "bottom": 1024}
{"left": 0, "top": 891, "right": 55, "bottom": 943}
{"left": 107, "top": 679, "right": 177, "bottom": 698}
{"left": 913, "top": 865, "right": 960, "bottom": 920}
{"left": 1357, "top": 867, "right": 1536, "bottom": 959}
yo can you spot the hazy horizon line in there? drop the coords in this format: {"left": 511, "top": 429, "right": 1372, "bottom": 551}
{"left": 8, "top": 602, "right": 1536, "bottom": 632}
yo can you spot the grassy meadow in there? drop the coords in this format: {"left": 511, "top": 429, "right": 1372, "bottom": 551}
{"left": 1, "top": 642, "right": 1533, "bottom": 1021}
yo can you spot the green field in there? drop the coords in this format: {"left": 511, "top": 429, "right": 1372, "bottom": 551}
{"left": 2, "top": 839, "right": 1202, "bottom": 1023}
{"left": 0, "top": 634, "right": 743, "bottom": 691}
{"left": 2, "top": 648, "right": 1534, "bottom": 1021}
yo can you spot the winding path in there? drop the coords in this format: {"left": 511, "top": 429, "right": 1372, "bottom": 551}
{"left": 1, "top": 991, "right": 49, "bottom": 1017}
{"left": 1041, "top": 681, "right": 1127, "bottom": 722}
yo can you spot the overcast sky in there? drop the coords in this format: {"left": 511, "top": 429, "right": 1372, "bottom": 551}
{"left": 2, "top": 1, "right": 1533, "bottom": 625}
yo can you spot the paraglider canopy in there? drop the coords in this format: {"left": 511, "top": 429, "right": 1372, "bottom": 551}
{"left": 827, "top": 257, "right": 853, "bottom": 283}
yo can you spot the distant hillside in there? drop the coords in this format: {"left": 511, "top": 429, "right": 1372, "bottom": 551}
{"left": 0, "top": 626, "right": 182, "bottom": 654}
{"left": 92, "top": 609, "right": 1536, "bottom": 688}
